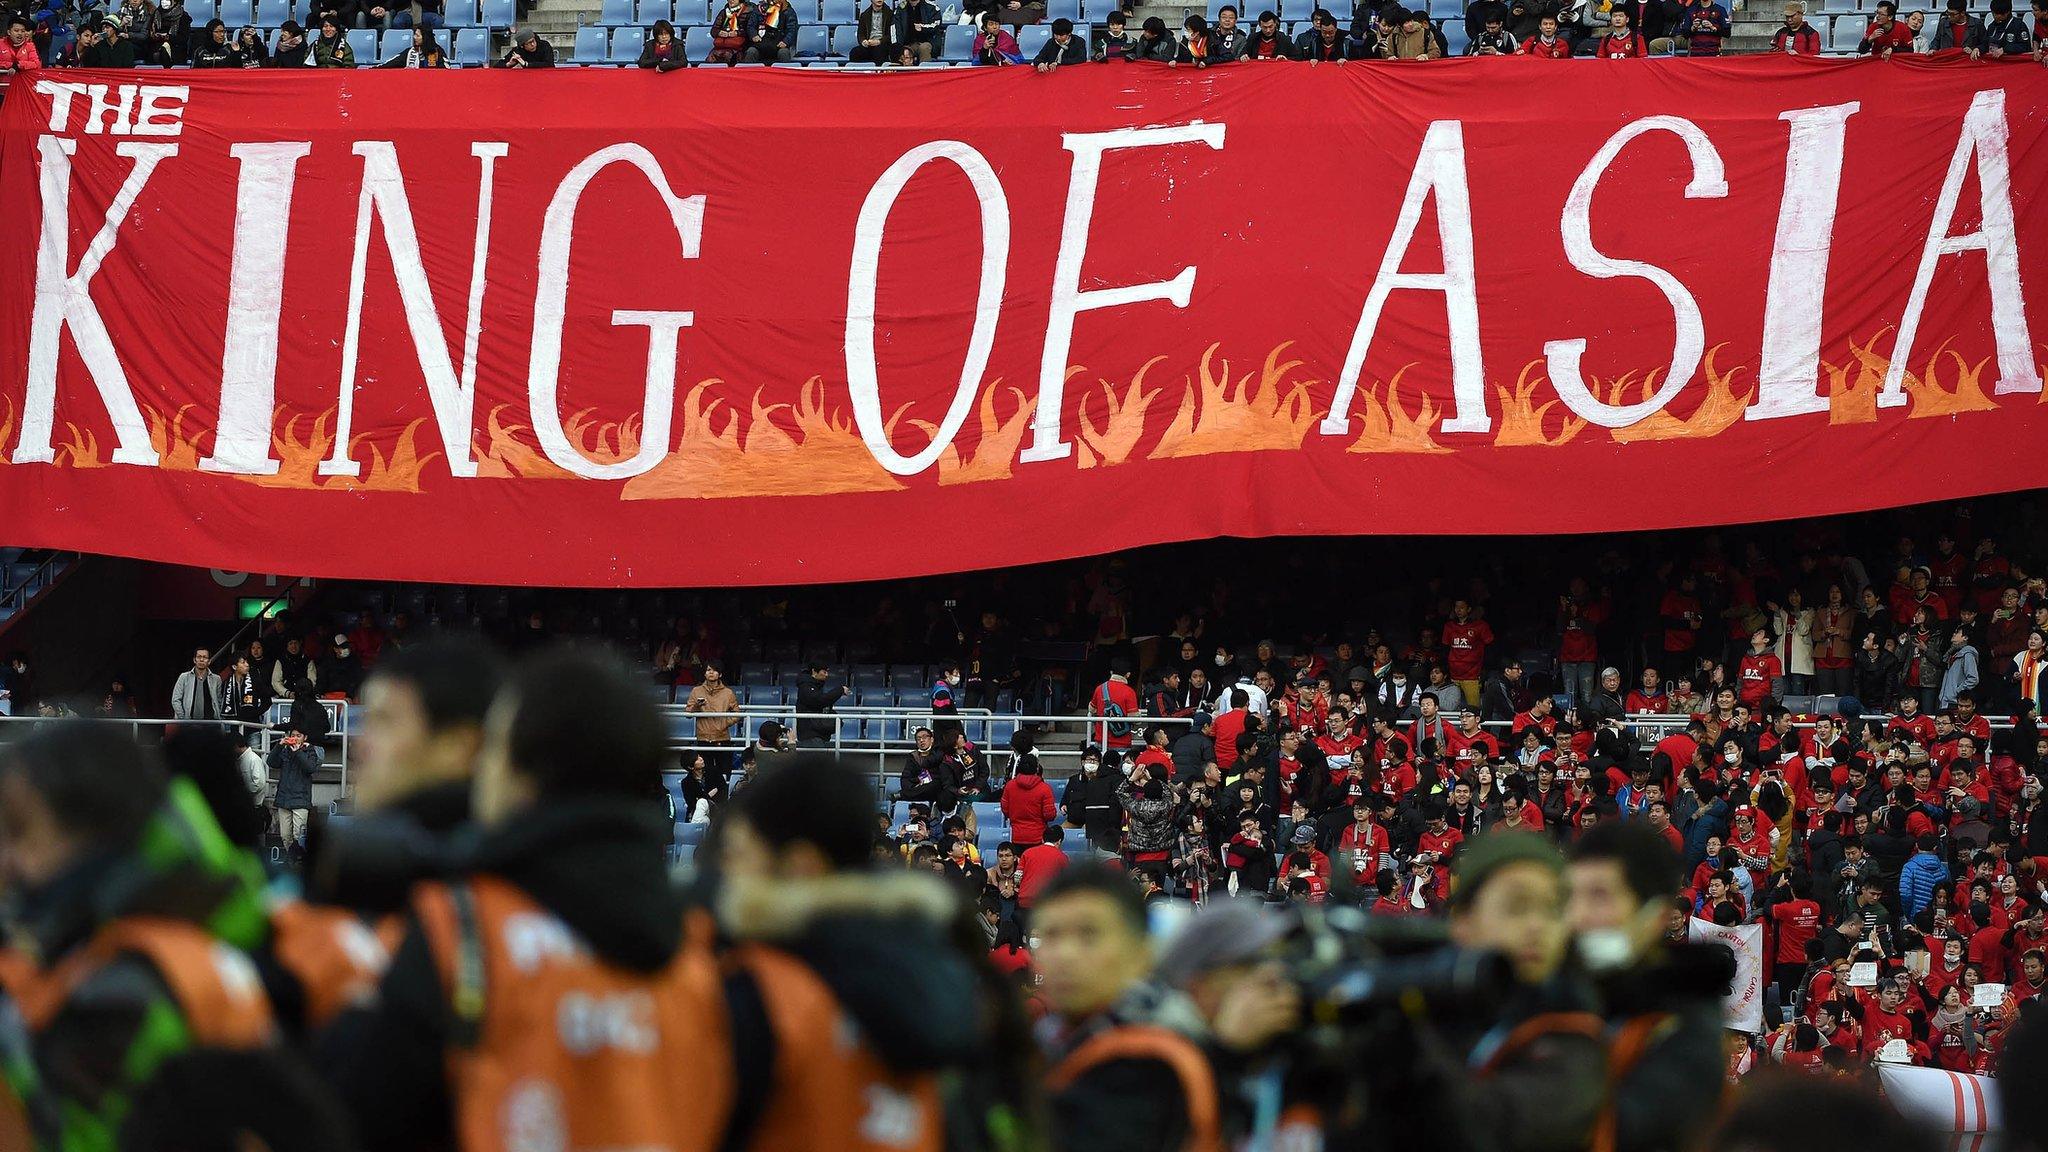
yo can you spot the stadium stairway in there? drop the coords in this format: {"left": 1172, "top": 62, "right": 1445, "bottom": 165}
{"left": 0, "top": 549, "right": 76, "bottom": 639}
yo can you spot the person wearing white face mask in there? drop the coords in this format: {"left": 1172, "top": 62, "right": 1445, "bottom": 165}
{"left": 1060, "top": 743, "right": 1122, "bottom": 855}
{"left": 1566, "top": 823, "right": 1734, "bottom": 1152}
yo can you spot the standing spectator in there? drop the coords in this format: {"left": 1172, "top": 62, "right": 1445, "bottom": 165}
{"left": 1973, "top": 0, "right": 2029, "bottom": 52}
{"left": 1519, "top": 12, "right": 1573, "bottom": 49}
{"left": 849, "top": 0, "right": 893, "bottom": 61}
{"left": 0, "top": 14, "right": 42, "bottom": 67}
{"left": 312, "top": 12, "right": 355, "bottom": 62}
{"left": 171, "top": 648, "right": 223, "bottom": 723}
{"left": 1940, "top": 626, "right": 1980, "bottom": 710}
{"left": 749, "top": 0, "right": 797, "bottom": 59}
{"left": 1001, "top": 757, "right": 1058, "bottom": 848}
{"left": 706, "top": 0, "right": 755, "bottom": 62}
{"left": 1594, "top": 6, "right": 1647, "bottom": 53}
{"left": 0, "top": 652, "right": 28, "bottom": 717}
{"left": 684, "top": 662, "right": 739, "bottom": 775}
{"left": 1211, "top": 4, "right": 1247, "bottom": 55}
{"left": 1061, "top": 748, "right": 1121, "bottom": 854}
{"left": 1738, "top": 628, "right": 1784, "bottom": 711}
{"left": 1859, "top": 0, "right": 1912, "bottom": 53}
{"left": 1468, "top": 11, "right": 1516, "bottom": 49}
{"left": 1378, "top": 7, "right": 1442, "bottom": 54}
{"left": 1092, "top": 8, "right": 1132, "bottom": 55}
{"left": 1899, "top": 835, "right": 1950, "bottom": 919}
{"left": 1812, "top": 584, "right": 1858, "bottom": 699}
{"left": 319, "top": 633, "right": 365, "bottom": 698}
{"left": 1769, "top": 590, "right": 1814, "bottom": 698}
{"left": 1441, "top": 600, "right": 1494, "bottom": 706}
{"left": 1770, "top": 2, "right": 1820, "bottom": 50}
{"left": 637, "top": 18, "right": 685, "bottom": 65}
{"left": 268, "top": 17, "right": 311, "bottom": 62}
{"left": 1017, "top": 825, "right": 1069, "bottom": 910}
{"left": 267, "top": 728, "right": 321, "bottom": 862}
{"left": 894, "top": 0, "right": 941, "bottom": 59}
{"left": 500, "top": 24, "right": 553, "bottom": 63}
{"left": 1117, "top": 758, "right": 1177, "bottom": 873}
{"left": 1675, "top": 0, "right": 1726, "bottom": 51}
{"left": 2014, "top": 630, "right": 2047, "bottom": 711}
{"left": 1240, "top": 8, "right": 1297, "bottom": 55}
{"left": 1088, "top": 661, "right": 1139, "bottom": 752}
{"left": 270, "top": 635, "right": 315, "bottom": 698}
{"left": 793, "top": 663, "right": 845, "bottom": 746}
{"left": 222, "top": 655, "right": 269, "bottom": 729}
{"left": 1033, "top": 15, "right": 1085, "bottom": 64}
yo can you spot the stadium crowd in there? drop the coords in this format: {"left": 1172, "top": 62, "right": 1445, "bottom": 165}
{"left": 2, "top": 506, "right": 2048, "bottom": 1151}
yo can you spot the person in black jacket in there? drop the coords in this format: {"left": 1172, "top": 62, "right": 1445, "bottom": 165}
{"left": 189, "top": 17, "right": 239, "bottom": 63}
{"left": 896, "top": 726, "right": 948, "bottom": 805}
{"left": 1972, "top": 0, "right": 2030, "bottom": 53}
{"left": 849, "top": 0, "right": 894, "bottom": 62}
{"left": 1128, "top": 14, "right": 1174, "bottom": 58}
{"left": 1062, "top": 746, "right": 1122, "bottom": 853}
{"left": 793, "top": 663, "right": 846, "bottom": 745}
{"left": 1239, "top": 8, "right": 1297, "bottom": 56}
{"left": 1033, "top": 16, "right": 1087, "bottom": 67}
{"left": 893, "top": 0, "right": 941, "bottom": 58}
{"left": 638, "top": 19, "right": 686, "bottom": 66}
{"left": 1173, "top": 13, "right": 1217, "bottom": 61}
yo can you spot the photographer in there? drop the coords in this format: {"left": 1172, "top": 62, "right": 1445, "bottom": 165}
{"left": 1119, "top": 758, "right": 1179, "bottom": 876}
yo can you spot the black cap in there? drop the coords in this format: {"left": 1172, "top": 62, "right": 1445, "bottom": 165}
{"left": 1051, "top": 15, "right": 1072, "bottom": 31}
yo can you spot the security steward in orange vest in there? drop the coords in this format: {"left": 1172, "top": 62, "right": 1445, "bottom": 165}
{"left": 320, "top": 647, "right": 734, "bottom": 1152}
{"left": 2, "top": 724, "right": 279, "bottom": 1152}
{"left": 711, "top": 753, "right": 1034, "bottom": 1152}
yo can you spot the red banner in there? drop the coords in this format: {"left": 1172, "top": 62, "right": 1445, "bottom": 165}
{"left": 2, "top": 59, "right": 2045, "bottom": 587}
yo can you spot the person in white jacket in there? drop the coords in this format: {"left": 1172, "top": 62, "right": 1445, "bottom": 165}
{"left": 1770, "top": 589, "right": 1815, "bottom": 698}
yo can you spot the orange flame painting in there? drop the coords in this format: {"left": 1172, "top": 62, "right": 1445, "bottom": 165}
{"left": 1345, "top": 368, "right": 1452, "bottom": 455}
{"left": 145, "top": 405, "right": 207, "bottom": 471}
{"left": 1608, "top": 347, "right": 1752, "bottom": 444}
{"left": 1492, "top": 361, "right": 1588, "bottom": 449}
{"left": 1150, "top": 343, "right": 1320, "bottom": 460}
{"left": 1076, "top": 361, "right": 1165, "bottom": 469}
{"left": 623, "top": 378, "right": 908, "bottom": 500}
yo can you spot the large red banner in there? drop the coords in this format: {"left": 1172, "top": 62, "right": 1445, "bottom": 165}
{"left": 1, "top": 59, "right": 2044, "bottom": 587}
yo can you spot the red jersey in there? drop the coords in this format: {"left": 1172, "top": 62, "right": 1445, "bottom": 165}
{"left": 1519, "top": 32, "right": 1572, "bottom": 54}
{"left": 1337, "top": 819, "right": 1388, "bottom": 864}
{"left": 1214, "top": 710, "right": 1249, "bottom": 770}
{"left": 1769, "top": 899, "right": 1822, "bottom": 965}
{"left": 1596, "top": 29, "right": 1647, "bottom": 56}
{"left": 1888, "top": 713, "right": 1938, "bottom": 747}
{"left": 1418, "top": 827, "right": 1464, "bottom": 899}
{"left": 1441, "top": 620, "right": 1494, "bottom": 680}
{"left": 1860, "top": 1005, "right": 1915, "bottom": 1057}
{"left": 1626, "top": 690, "right": 1669, "bottom": 714}
{"left": 1017, "top": 843, "right": 1069, "bottom": 908}
{"left": 1090, "top": 678, "right": 1140, "bottom": 749}
{"left": 1445, "top": 727, "right": 1501, "bottom": 763}
{"left": 1929, "top": 552, "right": 1968, "bottom": 616}
{"left": 1737, "top": 652, "right": 1782, "bottom": 709}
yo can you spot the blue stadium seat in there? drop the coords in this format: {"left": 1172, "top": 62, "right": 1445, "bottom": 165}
{"left": 679, "top": 821, "right": 710, "bottom": 846}
{"left": 821, "top": 0, "right": 856, "bottom": 22}
{"left": 1047, "top": 0, "right": 1080, "bottom": 18}
{"left": 214, "top": 0, "right": 251, "bottom": 24}
{"left": 837, "top": 716, "right": 866, "bottom": 743}
{"left": 850, "top": 666, "right": 889, "bottom": 691}
{"left": 1016, "top": 22, "right": 1050, "bottom": 54}
{"left": 452, "top": 25, "right": 491, "bottom": 60}
{"left": 378, "top": 28, "right": 411, "bottom": 57}
{"left": 887, "top": 667, "right": 927, "bottom": 692}
{"left": 442, "top": 0, "right": 479, "bottom": 26}
{"left": 1440, "top": 18, "right": 1467, "bottom": 51}
{"left": 672, "top": 0, "right": 708, "bottom": 20}
{"left": 1817, "top": 0, "right": 1857, "bottom": 12}
{"left": 989, "top": 718, "right": 1017, "bottom": 748}
{"left": 941, "top": 23, "right": 974, "bottom": 57}
{"left": 792, "top": 24, "right": 831, "bottom": 53}
{"left": 739, "top": 667, "right": 777, "bottom": 687}
{"left": 972, "top": 801, "right": 1005, "bottom": 829}
{"left": 827, "top": 24, "right": 858, "bottom": 53}
{"left": 610, "top": 22, "right": 646, "bottom": 56}
{"left": 480, "top": 0, "right": 514, "bottom": 28}
{"left": 1827, "top": 12, "right": 1864, "bottom": 46}
{"left": 1427, "top": 0, "right": 1460, "bottom": 17}
{"left": 346, "top": 28, "right": 377, "bottom": 59}
{"left": 598, "top": 0, "right": 635, "bottom": 22}
{"left": 188, "top": 0, "right": 223, "bottom": 24}
{"left": 684, "top": 33, "right": 713, "bottom": 58}
{"left": 751, "top": 684, "right": 788, "bottom": 706}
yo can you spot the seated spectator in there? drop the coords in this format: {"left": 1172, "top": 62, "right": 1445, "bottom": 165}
{"left": 378, "top": 23, "right": 445, "bottom": 66}
{"left": 268, "top": 17, "right": 311, "bottom": 62}
{"left": 1593, "top": 6, "right": 1646, "bottom": 53}
{"left": 142, "top": 0, "right": 192, "bottom": 63}
{"left": 638, "top": 17, "right": 685, "bottom": 66}
{"left": 850, "top": 0, "right": 894, "bottom": 62}
{"left": 1174, "top": 13, "right": 1215, "bottom": 63}
{"left": 1469, "top": 11, "right": 1516, "bottom": 50}
{"left": 1674, "top": 0, "right": 1727, "bottom": 52}
{"left": 235, "top": 23, "right": 269, "bottom": 62}
{"left": 706, "top": 0, "right": 753, "bottom": 61}
{"left": 1972, "top": 0, "right": 2028, "bottom": 57}
{"left": 1768, "top": 3, "right": 1820, "bottom": 51}
{"left": 1300, "top": 7, "right": 1362, "bottom": 56}
{"left": 1091, "top": 8, "right": 1132, "bottom": 56}
{"left": 1859, "top": 0, "right": 1912, "bottom": 53}
{"left": 1928, "top": 0, "right": 1980, "bottom": 46}
{"left": 748, "top": 0, "right": 797, "bottom": 59}
{"left": 1905, "top": 8, "right": 1931, "bottom": 49}
{"left": 2, "top": 12, "right": 45, "bottom": 67}
{"left": 1239, "top": 8, "right": 1297, "bottom": 56}
{"left": 1519, "top": 12, "right": 1573, "bottom": 51}
{"left": 500, "top": 24, "right": 553, "bottom": 64}
{"left": 972, "top": 12, "right": 1022, "bottom": 62}
{"left": 1464, "top": 0, "right": 1508, "bottom": 33}
{"left": 1033, "top": 15, "right": 1085, "bottom": 66}
{"left": 1377, "top": 7, "right": 1442, "bottom": 56}
{"left": 1128, "top": 13, "right": 1173, "bottom": 58}
{"left": 992, "top": 0, "right": 1046, "bottom": 25}
{"left": 312, "top": 12, "right": 356, "bottom": 63}
{"left": 893, "top": 0, "right": 941, "bottom": 59}
{"left": 357, "top": 0, "right": 404, "bottom": 30}
{"left": 1210, "top": 4, "right": 1247, "bottom": 55}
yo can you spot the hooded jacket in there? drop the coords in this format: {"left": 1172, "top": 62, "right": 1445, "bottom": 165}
{"left": 1001, "top": 772, "right": 1058, "bottom": 847}
{"left": 1118, "top": 778, "right": 1178, "bottom": 854}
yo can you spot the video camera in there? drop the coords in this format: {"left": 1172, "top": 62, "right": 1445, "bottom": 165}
{"left": 1286, "top": 904, "right": 1512, "bottom": 1033}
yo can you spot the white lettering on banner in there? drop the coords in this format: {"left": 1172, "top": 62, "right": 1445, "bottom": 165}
{"left": 528, "top": 143, "right": 703, "bottom": 481}
{"left": 325, "top": 141, "right": 509, "bottom": 479}
{"left": 1749, "top": 102, "right": 1860, "bottom": 422}
{"left": 1322, "top": 119, "right": 1489, "bottom": 439}
{"left": 1546, "top": 116, "right": 1728, "bottom": 428}
{"left": 15, "top": 136, "right": 176, "bottom": 466}
{"left": 202, "top": 142, "right": 313, "bottom": 475}
{"left": 846, "top": 141, "right": 1010, "bottom": 477}
{"left": 132, "top": 87, "right": 190, "bottom": 137}
{"left": 34, "top": 80, "right": 88, "bottom": 131}
{"left": 1882, "top": 88, "right": 2039, "bottom": 407}
{"left": 32, "top": 82, "right": 188, "bottom": 136}
{"left": 1022, "top": 122, "right": 1227, "bottom": 464}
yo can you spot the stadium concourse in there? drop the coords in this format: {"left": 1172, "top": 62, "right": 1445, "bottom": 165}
{"left": 1, "top": 496, "right": 2047, "bottom": 1150}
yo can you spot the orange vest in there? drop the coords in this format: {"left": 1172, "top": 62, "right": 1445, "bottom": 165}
{"left": 1044, "top": 1025, "right": 1223, "bottom": 1152}
{"left": 731, "top": 943, "right": 944, "bottom": 1152}
{"left": 412, "top": 877, "right": 733, "bottom": 1152}
{"left": 17, "top": 918, "right": 276, "bottom": 1048}
{"left": 267, "top": 900, "right": 392, "bottom": 1030}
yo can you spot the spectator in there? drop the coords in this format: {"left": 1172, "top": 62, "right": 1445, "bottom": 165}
{"left": 235, "top": 23, "right": 269, "bottom": 61}
{"left": 1859, "top": 0, "right": 1912, "bottom": 53}
{"left": 1061, "top": 747, "right": 1121, "bottom": 854}
{"left": 849, "top": 0, "right": 893, "bottom": 62}
{"left": 1211, "top": 4, "right": 1247, "bottom": 55}
{"left": 312, "top": 12, "right": 355, "bottom": 62}
{"left": 1738, "top": 628, "right": 1783, "bottom": 711}
{"left": 268, "top": 17, "right": 311, "bottom": 62}
{"left": 357, "top": 0, "right": 402, "bottom": 30}
{"left": 1974, "top": 0, "right": 2030, "bottom": 51}
{"left": 500, "top": 25, "right": 553, "bottom": 63}
{"left": 267, "top": 728, "right": 321, "bottom": 861}
{"left": 1594, "top": 6, "right": 1646, "bottom": 54}
{"left": 1128, "top": 14, "right": 1172, "bottom": 58}
{"left": 318, "top": 633, "right": 364, "bottom": 698}
{"left": 634, "top": 17, "right": 684, "bottom": 65}
{"left": 684, "top": 661, "right": 740, "bottom": 774}
{"left": 2014, "top": 630, "right": 2046, "bottom": 711}
{"left": 1940, "top": 625, "right": 1980, "bottom": 710}
{"left": 1017, "top": 823, "right": 1069, "bottom": 909}
{"left": 141, "top": 0, "right": 192, "bottom": 63}
{"left": 190, "top": 13, "right": 239, "bottom": 61}
{"left": 1906, "top": 8, "right": 1931, "bottom": 48}
{"left": 1028, "top": 15, "right": 1083, "bottom": 64}
{"left": 749, "top": 0, "right": 798, "bottom": 59}
{"left": 1505, "top": 0, "right": 1558, "bottom": 36}
{"left": 1001, "top": 757, "right": 1058, "bottom": 847}
{"left": 791, "top": 662, "right": 845, "bottom": 745}
{"left": 1092, "top": 8, "right": 1132, "bottom": 55}
{"left": 171, "top": 648, "right": 223, "bottom": 723}
{"left": 1240, "top": 8, "right": 1297, "bottom": 55}
{"left": 1674, "top": 0, "right": 1726, "bottom": 51}
{"left": 706, "top": 0, "right": 754, "bottom": 62}
{"left": 222, "top": 654, "right": 269, "bottom": 728}
{"left": 894, "top": 0, "right": 940, "bottom": 59}
{"left": 371, "top": 20, "right": 439, "bottom": 60}
{"left": 0, "top": 651, "right": 27, "bottom": 717}
{"left": 1118, "top": 757, "right": 1177, "bottom": 873}
{"left": 1174, "top": 13, "right": 1214, "bottom": 63}
{"left": 1899, "top": 834, "right": 1949, "bottom": 919}
{"left": 1468, "top": 11, "right": 1516, "bottom": 50}
{"left": 1301, "top": 6, "right": 1363, "bottom": 54}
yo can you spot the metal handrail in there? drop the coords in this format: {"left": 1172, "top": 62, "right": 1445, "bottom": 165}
{"left": 208, "top": 579, "right": 307, "bottom": 674}
{"left": 0, "top": 551, "right": 70, "bottom": 618}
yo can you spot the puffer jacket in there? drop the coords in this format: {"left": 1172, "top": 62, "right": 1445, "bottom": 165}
{"left": 1000, "top": 773, "right": 1057, "bottom": 848}
{"left": 1117, "top": 778, "right": 1178, "bottom": 854}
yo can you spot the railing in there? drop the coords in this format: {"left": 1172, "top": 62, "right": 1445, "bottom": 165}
{"left": 0, "top": 551, "right": 72, "bottom": 621}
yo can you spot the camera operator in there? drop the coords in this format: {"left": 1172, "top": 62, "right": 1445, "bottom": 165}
{"left": 1035, "top": 871, "right": 1299, "bottom": 1152}
{"left": 1566, "top": 822, "right": 1734, "bottom": 1152}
